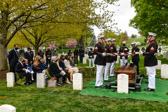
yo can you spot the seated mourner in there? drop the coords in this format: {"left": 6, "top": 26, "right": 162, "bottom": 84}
{"left": 68, "top": 54, "right": 76, "bottom": 67}
{"left": 56, "top": 57, "right": 71, "bottom": 84}
{"left": 64, "top": 55, "right": 79, "bottom": 73}
{"left": 37, "top": 58, "right": 48, "bottom": 73}
{"left": 24, "top": 59, "right": 34, "bottom": 81}
{"left": 15, "top": 56, "right": 32, "bottom": 85}
{"left": 49, "top": 57, "right": 71, "bottom": 86}
{"left": 32, "top": 55, "right": 41, "bottom": 82}
{"left": 59, "top": 55, "right": 73, "bottom": 82}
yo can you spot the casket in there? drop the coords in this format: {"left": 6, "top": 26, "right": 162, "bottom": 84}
{"left": 115, "top": 65, "right": 137, "bottom": 84}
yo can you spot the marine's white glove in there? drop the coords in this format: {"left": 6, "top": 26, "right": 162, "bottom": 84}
{"left": 102, "top": 53, "right": 106, "bottom": 56}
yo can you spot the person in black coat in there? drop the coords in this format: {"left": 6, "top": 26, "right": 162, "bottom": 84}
{"left": 143, "top": 32, "right": 158, "bottom": 92}
{"left": 49, "top": 58, "right": 63, "bottom": 86}
{"left": 79, "top": 47, "right": 84, "bottom": 63}
{"left": 131, "top": 42, "right": 140, "bottom": 75}
{"left": 8, "top": 44, "right": 19, "bottom": 72}
{"left": 38, "top": 50, "right": 44, "bottom": 58}
{"left": 74, "top": 48, "right": 78, "bottom": 64}
{"left": 45, "top": 48, "right": 52, "bottom": 66}
{"left": 94, "top": 36, "right": 106, "bottom": 88}
{"left": 68, "top": 50, "right": 72, "bottom": 56}
{"left": 8, "top": 44, "right": 20, "bottom": 81}
{"left": 24, "top": 47, "right": 34, "bottom": 64}
{"left": 15, "top": 56, "right": 32, "bottom": 85}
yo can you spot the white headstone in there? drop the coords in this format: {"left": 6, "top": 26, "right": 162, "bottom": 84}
{"left": 37, "top": 73, "right": 45, "bottom": 88}
{"left": 116, "top": 56, "right": 120, "bottom": 64}
{"left": 117, "top": 74, "right": 129, "bottom": 94}
{"left": 157, "top": 52, "right": 161, "bottom": 56}
{"left": 0, "top": 104, "right": 16, "bottom": 112}
{"left": 161, "top": 64, "right": 168, "bottom": 79}
{"left": 163, "top": 52, "right": 166, "bottom": 58}
{"left": 83, "top": 57, "right": 87, "bottom": 64}
{"left": 6, "top": 72, "right": 15, "bottom": 87}
{"left": 166, "top": 52, "right": 168, "bottom": 60}
{"left": 73, "top": 73, "right": 83, "bottom": 90}
{"left": 156, "top": 60, "right": 161, "bottom": 70}
{"left": 86, "top": 55, "right": 89, "bottom": 60}
{"left": 78, "top": 56, "right": 80, "bottom": 61}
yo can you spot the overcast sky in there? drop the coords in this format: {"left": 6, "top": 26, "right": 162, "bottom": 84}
{"left": 93, "top": 0, "right": 139, "bottom": 37}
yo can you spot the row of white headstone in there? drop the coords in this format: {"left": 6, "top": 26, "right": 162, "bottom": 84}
{"left": 6, "top": 72, "right": 83, "bottom": 90}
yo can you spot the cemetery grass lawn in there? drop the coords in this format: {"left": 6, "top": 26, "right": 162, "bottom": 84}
{"left": 130, "top": 37, "right": 145, "bottom": 44}
{"left": 0, "top": 55, "right": 168, "bottom": 112}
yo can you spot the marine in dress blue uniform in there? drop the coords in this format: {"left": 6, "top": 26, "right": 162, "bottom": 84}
{"left": 94, "top": 36, "right": 106, "bottom": 88}
{"left": 104, "top": 39, "right": 113, "bottom": 81}
{"left": 144, "top": 32, "right": 158, "bottom": 92}
{"left": 110, "top": 39, "right": 117, "bottom": 77}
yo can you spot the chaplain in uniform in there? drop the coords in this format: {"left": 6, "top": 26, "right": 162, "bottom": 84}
{"left": 104, "top": 39, "right": 113, "bottom": 82}
{"left": 94, "top": 36, "right": 106, "bottom": 88}
{"left": 131, "top": 42, "right": 140, "bottom": 75}
{"left": 144, "top": 32, "right": 158, "bottom": 92}
{"left": 110, "top": 39, "right": 117, "bottom": 77}
{"left": 119, "top": 41, "right": 129, "bottom": 67}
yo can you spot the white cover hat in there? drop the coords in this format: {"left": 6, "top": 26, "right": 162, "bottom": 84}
{"left": 107, "top": 38, "right": 112, "bottom": 41}
{"left": 122, "top": 41, "right": 126, "bottom": 44}
{"left": 112, "top": 39, "right": 116, "bottom": 42}
{"left": 148, "top": 32, "right": 157, "bottom": 36}
{"left": 105, "top": 39, "right": 109, "bottom": 42}
{"left": 131, "top": 42, "right": 136, "bottom": 45}
{"left": 98, "top": 36, "right": 104, "bottom": 39}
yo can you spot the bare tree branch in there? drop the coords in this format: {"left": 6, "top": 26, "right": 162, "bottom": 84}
{"left": 5, "top": 13, "right": 31, "bottom": 46}
{"left": 6, "top": 12, "right": 25, "bottom": 30}
{"left": 24, "top": 28, "right": 36, "bottom": 37}
{"left": 20, "top": 30, "right": 36, "bottom": 47}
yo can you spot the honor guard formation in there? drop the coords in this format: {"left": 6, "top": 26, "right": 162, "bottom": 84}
{"left": 94, "top": 32, "right": 158, "bottom": 92}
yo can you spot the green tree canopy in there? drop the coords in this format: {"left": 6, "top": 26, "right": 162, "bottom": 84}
{"left": 130, "top": 0, "right": 168, "bottom": 40}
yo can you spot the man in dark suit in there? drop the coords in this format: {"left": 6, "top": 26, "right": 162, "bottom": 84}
{"left": 15, "top": 56, "right": 32, "bottom": 85}
{"left": 79, "top": 47, "right": 85, "bottom": 63}
{"left": 8, "top": 44, "right": 20, "bottom": 81}
{"left": 24, "top": 47, "right": 34, "bottom": 64}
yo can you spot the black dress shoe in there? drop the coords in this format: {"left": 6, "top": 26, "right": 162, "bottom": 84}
{"left": 144, "top": 88, "right": 155, "bottom": 92}
{"left": 24, "top": 82, "right": 30, "bottom": 86}
{"left": 104, "top": 80, "right": 111, "bottom": 82}
{"left": 95, "top": 85, "right": 104, "bottom": 88}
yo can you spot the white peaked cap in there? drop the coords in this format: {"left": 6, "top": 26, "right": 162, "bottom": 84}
{"left": 98, "top": 36, "right": 104, "bottom": 39}
{"left": 105, "top": 39, "right": 109, "bottom": 42}
{"left": 112, "top": 39, "right": 116, "bottom": 42}
{"left": 122, "top": 41, "right": 126, "bottom": 44}
{"left": 107, "top": 38, "right": 112, "bottom": 41}
{"left": 131, "top": 42, "right": 136, "bottom": 45}
{"left": 148, "top": 32, "right": 157, "bottom": 36}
